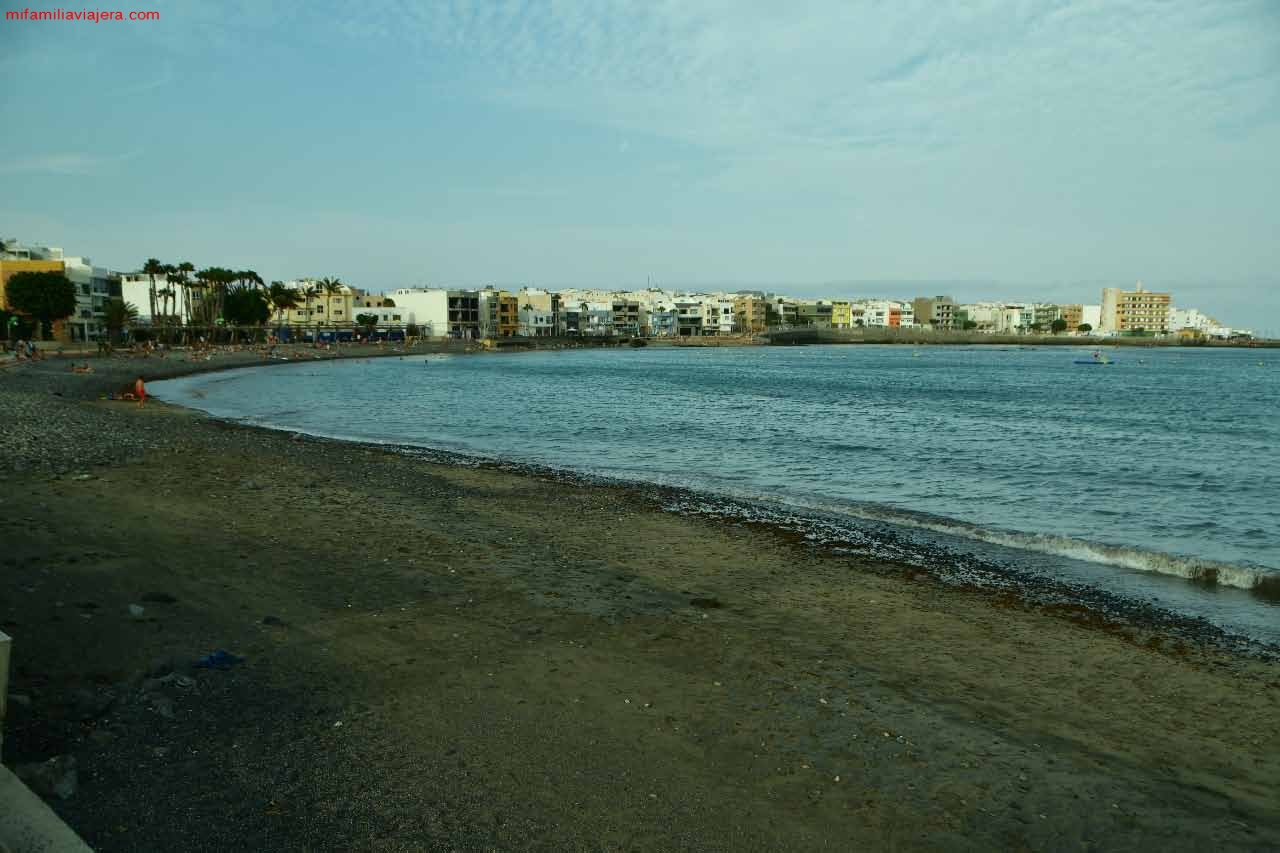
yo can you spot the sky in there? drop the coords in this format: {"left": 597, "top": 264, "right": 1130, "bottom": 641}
{"left": 2, "top": 1, "right": 1278, "bottom": 332}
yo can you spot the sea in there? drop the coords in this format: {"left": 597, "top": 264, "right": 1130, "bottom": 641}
{"left": 152, "top": 344, "right": 1280, "bottom": 646}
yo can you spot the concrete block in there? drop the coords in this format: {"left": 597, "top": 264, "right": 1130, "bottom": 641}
{"left": 0, "top": 765, "right": 94, "bottom": 853}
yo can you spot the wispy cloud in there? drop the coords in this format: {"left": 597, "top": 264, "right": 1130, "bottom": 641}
{"left": 334, "top": 0, "right": 1280, "bottom": 158}
{"left": 0, "top": 151, "right": 138, "bottom": 176}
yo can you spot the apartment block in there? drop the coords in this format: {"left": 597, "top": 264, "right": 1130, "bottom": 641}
{"left": 1101, "top": 282, "right": 1171, "bottom": 334}
{"left": 912, "top": 295, "right": 956, "bottom": 329}
{"left": 733, "top": 294, "right": 768, "bottom": 333}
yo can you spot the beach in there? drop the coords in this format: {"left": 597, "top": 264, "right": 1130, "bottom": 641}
{"left": 1, "top": 352, "right": 1278, "bottom": 851}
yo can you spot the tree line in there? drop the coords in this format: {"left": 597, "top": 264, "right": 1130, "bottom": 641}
{"left": 2, "top": 259, "right": 362, "bottom": 342}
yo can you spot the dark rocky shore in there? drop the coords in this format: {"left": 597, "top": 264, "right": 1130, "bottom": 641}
{"left": 2, "top": 350, "right": 1278, "bottom": 851}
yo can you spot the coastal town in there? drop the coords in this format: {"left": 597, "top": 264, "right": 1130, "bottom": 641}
{"left": 0, "top": 237, "right": 1254, "bottom": 348}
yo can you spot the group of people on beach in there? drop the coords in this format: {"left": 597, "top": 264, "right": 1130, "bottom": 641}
{"left": 7, "top": 339, "right": 41, "bottom": 361}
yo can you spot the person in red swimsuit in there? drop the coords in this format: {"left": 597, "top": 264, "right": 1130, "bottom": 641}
{"left": 134, "top": 375, "right": 146, "bottom": 407}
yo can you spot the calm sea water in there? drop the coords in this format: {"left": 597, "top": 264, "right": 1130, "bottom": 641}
{"left": 153, "top": 345, "right": 1280, "bottom": 644}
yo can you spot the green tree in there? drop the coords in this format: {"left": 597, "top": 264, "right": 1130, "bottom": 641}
{"left": 6, "top": 270, "right": 76, "bottom": 340}
{"left": 103, "top": 298, "right": 139, "bottom": 343}
{"left": 962, "top": 320, "right": 978, "bottom": 330}
{"left": 356, "top": 312, "right": 379, "bottom": 332}
{"left": 1050, "top": 318, "right": 1069, "bottom": 334}
{"left": 223, "top": 284, "right": 269, "bottom": 328}
{"left": 1077, "top": 323, "right": 1093, "bottom": 333}
{"left": 267, "top": 281, "right": 300, "bottom": 325}
{"left": 1028, "top": 321, "right": 1044, "bottom": 333}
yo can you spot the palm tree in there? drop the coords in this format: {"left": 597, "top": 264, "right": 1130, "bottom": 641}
{"left": 319, "top": 277, "right": 344, "bottom": 338}
{"left": 173, "top": 262, "right": 195, "bottom": 336}
{"left": 104, "top": 298, "right": 139, "bottom": 345}
{"left": 141, "top": 258, "right": 164, "bottom": 326}
{"left": 268, "top": 281, "right": 300, "bottom": 327}
{"left": 295, "top": 280, "right": 319, "bottom": 339}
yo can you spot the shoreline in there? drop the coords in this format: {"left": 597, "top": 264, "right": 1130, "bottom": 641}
{"left": 160, "top": 412, "right": 1280, "bottom": 661}
{"left": 152, "top": 354, "right": 1280, "bottom": 656}
{"left": 3, "top": 353, "right": 1279, "bottom": 850}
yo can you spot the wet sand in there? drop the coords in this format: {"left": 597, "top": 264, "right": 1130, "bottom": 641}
{"left": 1, "top": 352, "right": 1278, "bottom": 851}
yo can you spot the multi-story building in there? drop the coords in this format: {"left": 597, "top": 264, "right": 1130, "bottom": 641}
{"left": 1059, "top": 304, "right": 1083, "bottom": 330}
{"left": 673, "top": 297, "right": 704, "bottom": 336}
{"left": 1167, "top": 307, "right": 1215, "bottom": 333}
{"left": 518, "top": 305, "right": 556, "bottom": 336}
{"left": 276, "top": 279, "right": 358, "bottom": 329}
{"left": 856, "top": 300, "right": 914, "bottom": 328}
{"left": 1101, "top": 282, "right": 1171, "bottom": 335}
{"left": 733, "top": 294, "right": 768, "bottom": 333}
{"left": 1032, "top": 303, "right": 1061, "bottom": 329}
{"left": 352, "top": 290, "right": 393, "bottom": 309}
{"left": 830, "top": 300, "right": 853, "bottom": 329}
{"left": 1, "top": 241, "right": 121, "bottom": 343}
{"left": 387, "top": 288, "right": 480, "bottom": 337}
{"left": 61, "top": 256, "right": 120, "bottom": 342}
{"left": 558, "top": 300, "right": 613, "bottom": 336}
{"left": 611, "top": 299, "right": 643, "bottom": 336}
{"left": 702, "top": 297, "right": 736, "bottom": 335}
{"left": 912, "top": 295, "right": 956, "bottom": 329}
{"left": 478, "top": 288, "right": 520, "bottom": 337}
{"left": 516, "top": 288, "right": 560, "bottom": 335}
{"left": 765, "top": 297, "right": 798, "bottom": 328}
{"left": 795, "top": 300, "right": 834, "bottom": 327}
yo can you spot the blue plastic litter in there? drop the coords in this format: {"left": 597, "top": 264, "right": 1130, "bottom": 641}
{"left": 194, "top": 649, "right": 245, "bottom": 670}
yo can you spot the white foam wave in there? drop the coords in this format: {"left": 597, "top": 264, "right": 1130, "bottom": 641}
{"left": 794, "top": 501, "right": 1278, "bottom": 594}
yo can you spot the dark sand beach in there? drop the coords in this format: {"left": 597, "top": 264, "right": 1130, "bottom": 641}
{"left": 1, "top": 349, "right": 1278, "bottom": 851}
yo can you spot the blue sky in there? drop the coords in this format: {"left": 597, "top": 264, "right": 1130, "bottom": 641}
{"left": 2, "top": 1, "right": 1278, "bottom": 331}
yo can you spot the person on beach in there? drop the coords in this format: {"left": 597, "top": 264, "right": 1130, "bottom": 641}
{"left": 134, "top": 375, "right": 147, "bottom": 407}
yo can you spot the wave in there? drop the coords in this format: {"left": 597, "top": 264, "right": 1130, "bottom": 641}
{"left": 807, "top": 500, "right": 1279, "bottom": 597}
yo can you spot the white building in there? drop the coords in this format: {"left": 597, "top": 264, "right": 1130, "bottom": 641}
{"left": 387, "top": 288, "right": 451, "bottom": 336}
{"left": 518, "top": 305, "right": 555, "bottom": 336}
{"left": 1168, "top": 307, "right": 1217, "bottom": 333}
{"left": 1081, "top": 304, "right": 1102, "bottom": 332}
{"left": 958, "top": 302, "right": 1002, "bottom": 330}
{"left": 120, "top": 272, "right": 195, "bottom": 325}
{"left": 701, "top": 296, "right": 736, "bottom": 334}
{"left": 350, "top": 305, "right": 407, "bottom": 326}
{"left": 854, "top": 300, "right": 915, "bottom": 328}
{"left": 61, "top": 257, "right": 118, "bottom": 341}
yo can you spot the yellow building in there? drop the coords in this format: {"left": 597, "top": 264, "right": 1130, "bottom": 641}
{"left": 1101, "top": 282, "right": 1171, "bottom": 334}
{"left": 277, "top": 280, "right": 357, "bottom": 328}
{"left": 498, "top": 294, "right": 519, "bottom": 337}
{"left": 733, "top": 294, "right": 768, "bottom": 333}
{"left": 830, "top": 300, "right": 853, "bottom": 328}
{"left": 1059, "top": 304, "right": 1083, "bottom": 330}
{"left": 1, "top": 258, "right": 70, "bottom": 340}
